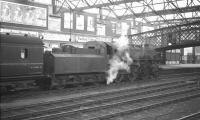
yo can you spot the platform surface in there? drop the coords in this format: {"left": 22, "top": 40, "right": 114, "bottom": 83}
{"left": 159, "top": 64, "right": 200, "bottom": 69}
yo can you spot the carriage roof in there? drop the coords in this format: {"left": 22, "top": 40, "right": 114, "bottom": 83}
{"left": 0, "top": 33, "right": 43, "bottom": 45}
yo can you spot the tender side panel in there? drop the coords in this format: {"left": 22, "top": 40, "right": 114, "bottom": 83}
{"left": 53, "top": 54, "right": 107, "bottom": 74}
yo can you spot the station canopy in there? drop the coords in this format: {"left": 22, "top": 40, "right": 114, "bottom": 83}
{"left": 55, "top": 0, "right": 200, "bottom": 30}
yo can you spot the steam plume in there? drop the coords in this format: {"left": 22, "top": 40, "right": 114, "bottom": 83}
{"left": 106, "top": 29, "right": 133, "bottom": 84}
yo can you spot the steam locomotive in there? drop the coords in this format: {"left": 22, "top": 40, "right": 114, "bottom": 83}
{"left": 0, "top": 33, "right": 160, "bottom": 92}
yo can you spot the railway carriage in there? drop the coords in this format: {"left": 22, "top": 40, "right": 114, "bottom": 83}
{"left": 0, "top": 33, "right": 44, "bottom": 91}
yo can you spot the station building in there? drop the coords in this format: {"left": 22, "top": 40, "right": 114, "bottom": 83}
{"left": 0, "top": 0, "right": 200, "bottom": 64}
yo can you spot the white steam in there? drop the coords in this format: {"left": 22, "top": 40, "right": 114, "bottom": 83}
{"left": 106, "top": 24, "right": 133, "bottom": 84}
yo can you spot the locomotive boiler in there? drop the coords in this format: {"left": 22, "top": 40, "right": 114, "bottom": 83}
{"left": 111, "top": 44, "right": 160, "bottom": 83}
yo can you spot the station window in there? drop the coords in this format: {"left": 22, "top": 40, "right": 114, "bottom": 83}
{"left": 21, "top": 48, "right": 28, "bottom": 59}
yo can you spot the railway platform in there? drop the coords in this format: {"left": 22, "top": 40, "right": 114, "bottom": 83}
{"left": 159, "top": 64, "right": 200, "bottom": 75}
{"left": 159, "top": 64, "right": 200, "bottom": 69}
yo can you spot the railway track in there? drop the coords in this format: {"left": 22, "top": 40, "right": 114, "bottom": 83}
{"left": 175, "top": 111, "right": 200, "bottom": 120}
{"left": 2, "top": 71, "right": 199, "bottom": 100}
{"left": 1, "top": 76, "right": 199, "bottom": 120}
{"left": 2, "top": 71, "right": 199, "bottom": 96}
{"left": 2, "top": 74, "right": 198, "bottom": 110}
{"left": 107, "top": 95, "right": 200, "bottom": 120}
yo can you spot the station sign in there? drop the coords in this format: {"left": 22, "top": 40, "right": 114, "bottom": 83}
{"left": 48, "top": 17, "right": 61, "bottom": 31}
{"left": 75, "top": 35, "right": 96, "bottom": 42}
{"left": 42, "top": 32, "right": 70, "bottom": 41}
{"left": 0, "top": 1, "right": 47, "bottom": 29}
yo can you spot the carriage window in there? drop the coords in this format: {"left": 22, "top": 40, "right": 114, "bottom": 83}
{"left": 88, "top": 46, "right": 95, "bottom": 49}
{"left": 21, "top": 48, "right": 28, "bottom": 59}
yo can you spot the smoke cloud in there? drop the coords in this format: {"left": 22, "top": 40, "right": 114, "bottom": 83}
{"left": 106, "top": 35, "right": 133, "bottom": 84}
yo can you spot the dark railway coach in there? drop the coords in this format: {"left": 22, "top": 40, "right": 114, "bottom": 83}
{"left": 0, "top": 33, "right": 44, "bottom": 91}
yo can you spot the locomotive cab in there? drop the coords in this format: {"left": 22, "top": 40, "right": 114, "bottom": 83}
{"left": 84, "top": 41, "right": 116, "bottom": 57}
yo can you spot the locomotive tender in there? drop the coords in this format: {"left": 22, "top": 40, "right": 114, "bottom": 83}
{"left": 0, "top": 33, "right": 159, "bottom": 91}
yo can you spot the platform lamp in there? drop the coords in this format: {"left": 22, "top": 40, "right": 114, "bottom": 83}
{"left": 168, "top": 43, "right": 172, "bottom": 46}
{"left": 69, "top": 7, "right": 72, "bottom": 42}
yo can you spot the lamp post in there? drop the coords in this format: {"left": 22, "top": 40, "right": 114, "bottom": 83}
{"left": 69, "top": 7, "right": 72, "bottom": 42}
